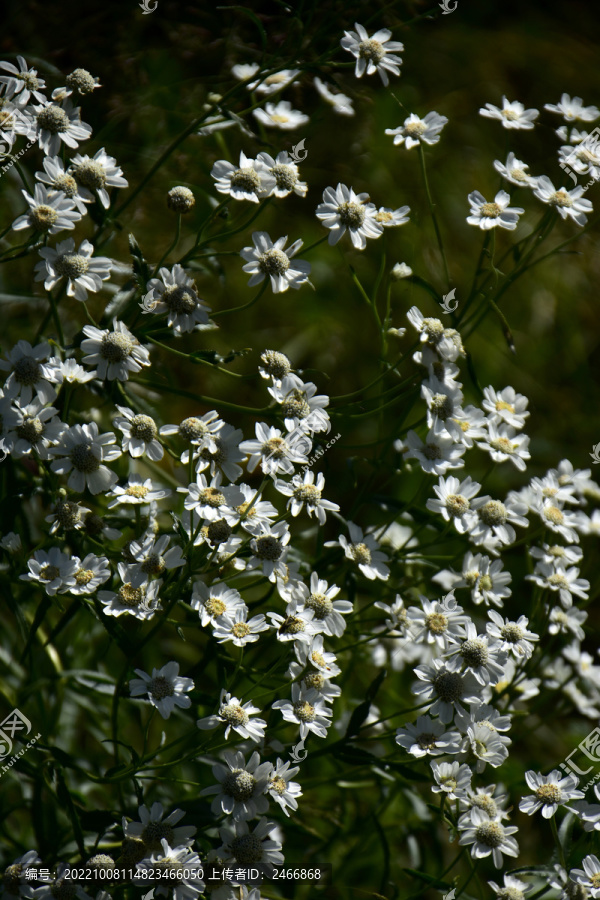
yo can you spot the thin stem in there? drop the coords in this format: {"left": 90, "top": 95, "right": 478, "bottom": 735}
{"left": 418, "top": 143, "right": 450, "bottom": 287}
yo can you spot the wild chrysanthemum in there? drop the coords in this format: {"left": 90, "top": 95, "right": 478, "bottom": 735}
{"left": 341, "top": 23, "right": 404, "bottom": 87}
{"left": 31, "top": 98, "right": 92, "bottom": 155}
{"left": 217, "top": 818, "right": 284, "bottom": 877}
{"left": 395, "top": 715, "right": 461, "bottom": 758}
{"left": 479, "top": 96, "right": 539, "bottom": 129}
{"left": 49, "top": 422, "right": 121, "bottom": 494}
{"left": 69, "top": 148, "right": 129, "bottom": 208}
{"left": 99, "top": 564, "right": 161, "bottom": 620}
{"left": 293, "top": 572, "right": 353, "bottom": 637}
{"left": 106, "top": 474, "right": 171, "bottom": 508}
{"left": 197, "top": 689, "right": 267, "bottom": 742}
{"left": 534, "top": 176, "right": 593, "bottom": 226}
{"left": 20, "top": 547, "right": 79, "bottom": 596}
{"left": 12, "top": 184, "right": 82, "bottom": 234}
{"left": 201, "top": 750, "right": 272, "bottom": 822}
{"left": 272, "top": 683, "right": 333, "bottom": 739}
{"left": 329, "top": 521, "right": 390, "bottom": 581}
{"left": 256, "top": 151, "right": 308, "bottom": 198}
{"left": 2, "top": 398, "right": 65, "bottom": 458}
{"left": 211, "top": 150, "right": 274, "bottom": 202}
{"left": 81, "top": 318, "right": 150, "bottom": 381}
{"left": 135, "top": 839, "right": 204, "bottom": 900}
{"left": 253, "top": 100, "right": 309, "bottom": 130}
{"left": 239, "top": 231, "right": 311, "bottom": 293}
{"left": 431, "top": 760, "right": 473, "bottom": 800}
{"left": 0, "top": 56, "right": 46, "bottom": 103}
{"left": 520, "top": 769, "right": 584, "bottom": 818}
{"left": 316, "top": 183, "right": 383, "bottom": 249}
{"left": 458, "top": 808, "right": 519, "bottom": 868}
{"left": 426, "top": 475, "right": 481, "bottom": 533}
{"left": 545, "top": 94, "right": 600, "bottom": 122}
{"left": 213, "top": 608, "right": 270, "bottom": 647}
{"left": 494, "top": 152, "right": 539, "bottom": 188}
{"left": 385, "top": 111, "right": 448, "bottom": 148}
{"left": 144, "top": 264, "right": 212, "bottom": 334}
{"left": 113, "top": 406, "right": 163, "bottom": 461}
{"left": 35, "top": 155, "right": 91, "bottom": 213}
{"left": 313, "top": 77, "right": 355, "bottom": 116}
{"left": 35, "top": 238, "right": 112, "bottom": 302}
{"left": 129, "top": 662, "right": 194, "bottom": 720}
{"left": 467, "top": 190, "right": 524, "bottom": 230}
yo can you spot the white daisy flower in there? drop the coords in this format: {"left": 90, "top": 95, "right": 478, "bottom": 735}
{"left": 160, "top": 410, "right": 224, "bottom": 460}
{"left": 330, "top": 521, "right": 390, "bottom": 581}
{"left": 211, "top": 150, "right": 274, "bottom": 203}
{"left": 123, "top": 802, "right": 196, "bottom": 849}
{"left": 571, "top": 856, "right": 600, "bottom": 898}
{"left": 127, "top": 534, "right": 185, "bottom": 581}
{"left": 45, "top": 496, "right": 90, "bottom": 534}
{"left": 395, "top": 715, "right": 461, "bottom": 757}
{"left": 248, "top": 68, "right": 300, "bottom": 95}
{"left": 406, "top": 595, "right": 469, "bottom": 649}
{"left": 33, "top": 865, "right": 92, "bottom": 900}
{"left": 20, "top": 547, "right": 78, "bottom": 596}
{"left": 458, "top": 808, "right": 519, "bottom": 868}
{"left": 545, "top": 94, "right": 600, "bottom": 122}
{"left": 529, "top": 542, "right": 583, "bottom": 568}
{"left": 31, "top": 99, "right": 92, "bottom": 155}
{"left": 457, "top": 553, "right": 513, "bottom": 608}
{"left": 217, "top": 818, "right": 284, "bottom": 877}
{"left": 12, "top": 184, "right": 82, "bottom": 234}
{"left": 49, "top": 358, "right": 96, "bottom": 384}
{"left": 64, "top": 67, "right": 101, "bottom": 95}
{"left": 533, "top": 176, "right": 593, "bottom": 226}
{"left": 193, "top": 423, "right": 246, "bottom": 482}
{"left": 340, "top": 23, "right": 404, "bottom": 87}
{"left": 479, "top": 96, "right": 539, "bottom": 129}
{"left": 239, "top": 231, "right": 311, "bottom": 293}
{"left": 106, "top": 475, "right": 171, "bottom": 508}
{"left": 559, "top": 139, "right": 600, "bottom": 181}
{"left": 201, "top": 750, "right": 271, "bottom": 822}
{"left": 316, "top": 183, "right": 383, "bottom": 249}
{"left": 447, "top": 405, "right": 489, "bottom": 447}
{"left": 0, "top": 100, "right": 36, "bottom": 149}
{"left": 191, "top": 581, "right": 246, "bottom": 627}
{"left": 144, "top": 264, "right": 212, "bottom": 334}
{"left": 0, "top": 850, "right": 41, "bottom": 899}
{"left": 81, "top": 318, "right": 150, "bottom": 382}
{"left": 493, "top": 152, "right": 539, "bottom": 188}
{"left": 482, "top": 385, "right": 530, "bottom": 428}
{"left": 135, "top": 839, "right": 204, "bottom": 900}
{"left": 313, "top": 77, "right": 354, "bottom": 116}
{"left": 467, "top": 190, "right": 524, "bottom": 230}
{"left": 530, "top": 496, "right": 586, "bottom": 543}
{"left": 267, "top": 759, "right": 302, "bottom": 817}
{"left": 385, "top": 111, "right": 448, "bottom": 149}
{"left": 248, "top": 521, "right": 291, "bottom": 582}
{"left": 69, "top": 148, "right": 128, "bottom": 208}
{"left": 258, "top": 349, "right": 292, "bottom": 382}
{"left": 412, "top": 658, "right": 481, "bottom": 723}
{"left": 431, "top": 760, "right": 473, "bottom": 800}
{"left": 0, "top": 56, "right": 46, "bottom": 102}
{"left": 407, "top": 306, "right": 466, "bottom": 362}
{"left": 49, "top": 422, "right": 121, "bottom": 494}
{"left": 240, "top": 422, "right": 311, "bottom": 477}
{"left": 99, "top": 564, "right": 161, "bottom": 619}
{"left": 213, "top": 608, "right": 270, "bottom": 647}
{"left": 478, "top": 422, "right": 531, "bottom": 472}
{"left": 486, "top": 612, "right": 538, "bottom": 660}
{"left": 292, "top": 634, "right": 342, "bottom": 678}
{"left": 231, "top": 62, "right": 260, "bottom": 80}
{"left": 129, "top": 661, "right": 194, "bottom": 720}
{"left": 2, "top": 398, "right": 65, "bottom": 458}
{"left": 293, "top": 572, "right": 352, "bottom": 637}
{"left": 256, "top": 151, "right": 307, "bottom": 198}
{"left": 69, "top": 554, "right": 111, "bottom": 595}
{"left": 469, "top": 494, "right": 529, "bottom": 552}
{"left": 426, "top": 475, "right": 481, "bottom": 533}
{"left": 374, "top": 204, "right": 411, "bottom": 227}
{"left": 34, "top": 238, "right": 112, "bottom": 302}
{"left": 197, "top": 689, "right": 266, "bottom": 742}
{"left": 268, "top": 373, "right": 331, "bottom": 432}
{"left": 548, "top": 606, "right": 587, "bottom": 640}
{"left": 272, "top": 683, "right": 332, "bottom": 739}
{"left": 253, "top": 100, "right": 308, "bottom": 130}
{"left": 401, "top": 426, "right": 466, "bottom": 475}
{"left": 445, "top": 622, "right": 508, "bottom": 686}
{"left": 113, "top": 406, "right": 163, "bottom": 461}
{"left": 519, "top": 769, "right": 583, "bottom": 818}
{"left": 274, "top": 471, "right": 340, "bottom": 524}
{"left": 526, "top": 562, "right": 590, "bottom": 607}
{"left": 35, "top": 156, "right": 91, "bottom": 214}
{"left": 183, "top": 473, "right": 243, "bottom": 522}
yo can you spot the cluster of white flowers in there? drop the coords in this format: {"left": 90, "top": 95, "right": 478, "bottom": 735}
{"left": 2, "top": 21, "right": 600, "bottom": 900}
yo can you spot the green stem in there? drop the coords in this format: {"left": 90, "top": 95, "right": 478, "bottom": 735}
{"left": 418, "top": 143, "right": 450, "bottom": 287}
